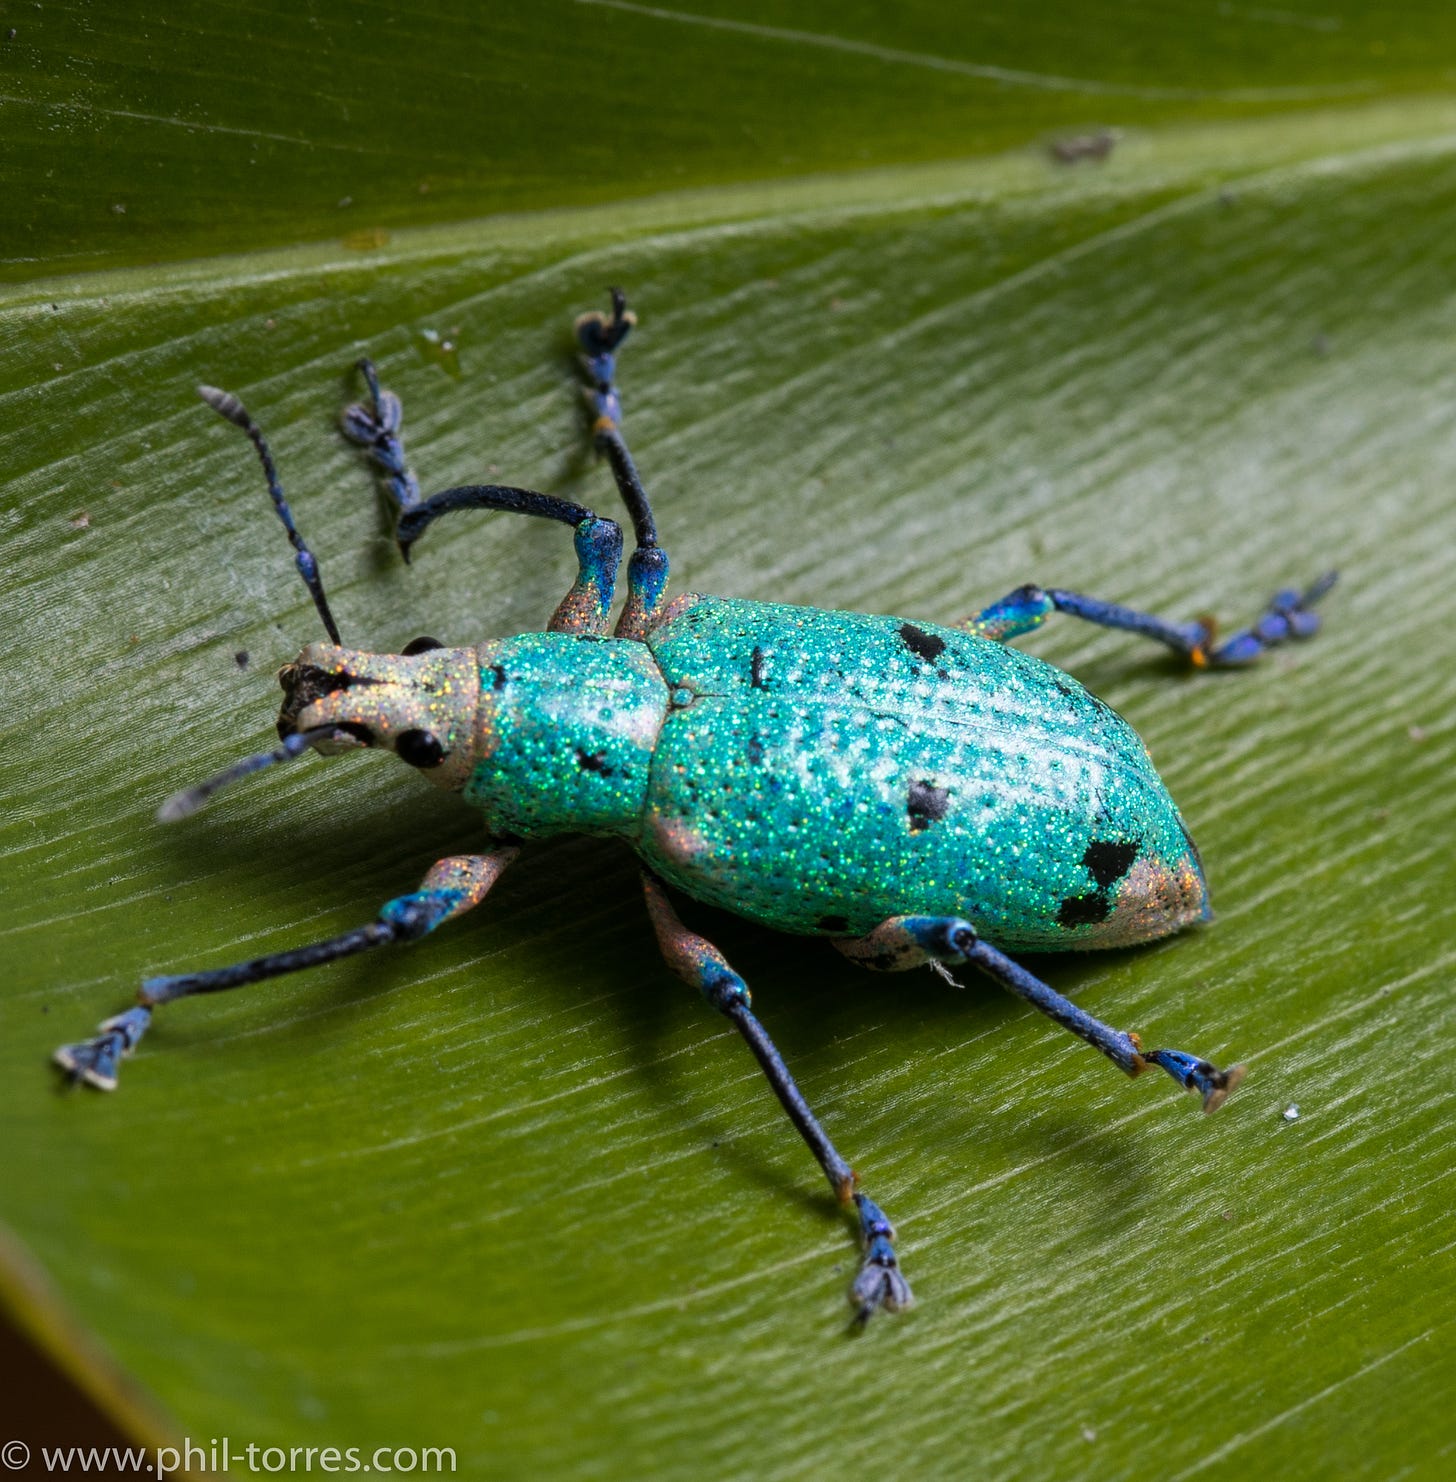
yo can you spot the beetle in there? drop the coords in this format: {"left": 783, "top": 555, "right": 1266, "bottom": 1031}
{"left": 54, "top": 291, "right": 1333, "bottom": 1323}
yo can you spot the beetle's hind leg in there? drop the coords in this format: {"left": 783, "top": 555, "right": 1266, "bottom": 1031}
{"left": 575, "top": 290, "right": 671, "bottom": 639}
{"left": 961, "top": 573, "right": 1336, "bottom": 668}
{"left": 53, "top": 850, "right": 516, "bottom": 1090}
{"left": 836, "top": 916, "right": 1244, "bottom": 1112}
{"left": 642, "top": 874, "right": 913, "bottom": 1325}
{"left": 342, "top": 358, "right": 423, "bottom": 522}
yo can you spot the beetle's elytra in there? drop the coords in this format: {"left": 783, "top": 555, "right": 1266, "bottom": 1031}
{"left": 55, "top": 291, "right": 1334, "bottom": 1324}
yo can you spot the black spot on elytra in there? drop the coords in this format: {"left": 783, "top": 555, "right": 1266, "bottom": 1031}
{"left": 575, "top": 747, "right": 614, "bottom": 776}
{"left": 750, "top": 645, "right": 767, "bottom": 689}
{"left": 746, "top": 734, "right": 765, "bottom": 766}
{"left": 898, "top": 623, "right": 946, "bottom": 663}
{"left": 907, "top": 779, "right": 949, "bottom": 832}
{"left": 487, "top": 664, "right": 508, "bottom": 690}
{"left": 1058, "top": 894, "right": 1112, "bottom": 928}
{"left": 817, "top": 914, "right": 850, "bottom": 934}
{"left": 1082, "top": 839, "right": 1139, "bottom": 890}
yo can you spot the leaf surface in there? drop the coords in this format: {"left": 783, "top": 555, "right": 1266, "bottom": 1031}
{"left": 2, "top": 7, "right": 1454, "bottom": 1479}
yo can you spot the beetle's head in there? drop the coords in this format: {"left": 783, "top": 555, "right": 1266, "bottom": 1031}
{"left": 170, "top": 386, "right": 488, "bottom": 820}
{"left": 276, "top": 639, "right": 480, "bottom": 792}
{"left": 157, "top": 638, "right": 482, "bottom": 822}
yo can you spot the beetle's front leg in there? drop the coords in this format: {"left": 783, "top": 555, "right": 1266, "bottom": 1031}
{"left": 346, "top": 349, "right": 629, "bottom": 634}
{"left": 961, "top": 574, "right": 1336, "bottom": 667}
{"left": 53, "top": 848, "right": 517, "bottom": 1090}
{"left": 393, "top": 484, "right": 624, "bottom": 635}
{"left": 641, "top": 874, "right": 912, "bottom": 1325}
{"left": 574, "top": 291, "right": 671, "bottom": 640}
{"left": 836, "top": 916, "right": 1244, "bottom": 1112}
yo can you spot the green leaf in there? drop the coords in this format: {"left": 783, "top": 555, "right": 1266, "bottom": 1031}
{"left": 9, "top": 0, "right": 1456, "bottom": 279}
{"left": 3, "top": 7, "right": 1455, "bottom": 1479}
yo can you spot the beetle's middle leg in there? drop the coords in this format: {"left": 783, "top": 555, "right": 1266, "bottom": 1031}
{"left": 961, "top": 574, "right": 1336, "bottom": 667}
{"left": 53, "top": 849, "right": 517, "bottom": 1091}
{"left": 836, "top": 916, "right": 1244, "bottom": 1113}
{"left": 642, "top": 874, "right": 913, "bottom": 1325}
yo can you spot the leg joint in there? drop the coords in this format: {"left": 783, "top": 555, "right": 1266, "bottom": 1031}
{"left": 963, "top": 586, "right": 1054, "bottom": 643}
{"left": 702, "top": 970, "right": 751, "bottom": 1015}
{"left": 378, "top": 888, "right": 464, "bottom": 941}
{"left": 909, "top": 916, "right": 980, "bottom": 960}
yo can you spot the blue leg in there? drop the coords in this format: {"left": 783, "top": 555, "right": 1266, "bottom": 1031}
{"left": 53, "top": 851, "right": 516, "bottom": 1090}
{"left": 341, "top": 298, "right": 665, "bottom": 636}
{"left": 342, "top": 359, "right": 423, "bottom": 520}
{"left": 643, "top": 874, "right": 913, "bottom": 1324}
{"left": 614, "top": 544, "right": 671, "bottom": 640}
{"left": 393, "top": 482, "right": 624, "bottom": 635}
{"left": 344, "top": 356, "right": 627, "bottom": 633}
{"left": 836, "top": 915, "right": 1243, "bottom": 1112}
{"left": 574, "top": 291, "right": 672, "bottom": 639}
{"left": 962, "top": 574, "right": 1336, "bottom": 667}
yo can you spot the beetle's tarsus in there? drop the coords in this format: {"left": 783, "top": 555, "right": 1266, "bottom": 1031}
{"left": 575, "top": 287, "right": 635, "bottom": 360}
{"left": 1144, "top": 1048, "right": 1245, "bottom": 1112}
{"left": 575, "top": 288, "right": 636, "bottom": 435}
{"left": 52, "top": 1006, "right": 152, "bottom": 1091}
{"left": 1191, "top": 571, "right": 1337, "bottom": 667}
{"left": 343, "top": 357, "right": 422, "bottom": 521}
{"left": 849, "top": 1194, "right": 914, "bottom": 1326}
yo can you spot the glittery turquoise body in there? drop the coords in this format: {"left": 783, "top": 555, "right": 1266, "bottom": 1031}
{"left": 463, "top": 596, "right": 1209, "bottom": 953}
{"left": 463, "top": 632, "right": 666, "bottom": 837}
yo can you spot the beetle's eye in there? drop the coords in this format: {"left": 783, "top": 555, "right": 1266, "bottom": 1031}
{"left": 401, "top": 635, "right": 444, "bottom": 656}
{"left": 395, "top": 728, "right": 445, "bottom": 768}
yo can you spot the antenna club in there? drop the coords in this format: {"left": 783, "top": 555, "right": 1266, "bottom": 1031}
{"left": 198, "top": 384, "right": 252, "bottom": 429}
{"left": 156, "top": 790, "right": 204, "bottom": 824}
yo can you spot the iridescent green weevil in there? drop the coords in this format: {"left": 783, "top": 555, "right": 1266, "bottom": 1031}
{"left": 55, "top": 291, "right": 1334, "bottom": 1324}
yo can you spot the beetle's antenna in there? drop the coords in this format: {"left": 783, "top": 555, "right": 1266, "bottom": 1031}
{"left": 157, "top": 726, "right": 339, "bottom": 822}
{"left": 198, "top": 386, "right": 344, "bottom": 645}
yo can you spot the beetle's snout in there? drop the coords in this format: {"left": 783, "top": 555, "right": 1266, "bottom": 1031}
{"left": 275, "top": 642, "right": 482, "bottom": 789}
{"left": 277, "top": 661, "right": 361, "bottom": 741}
